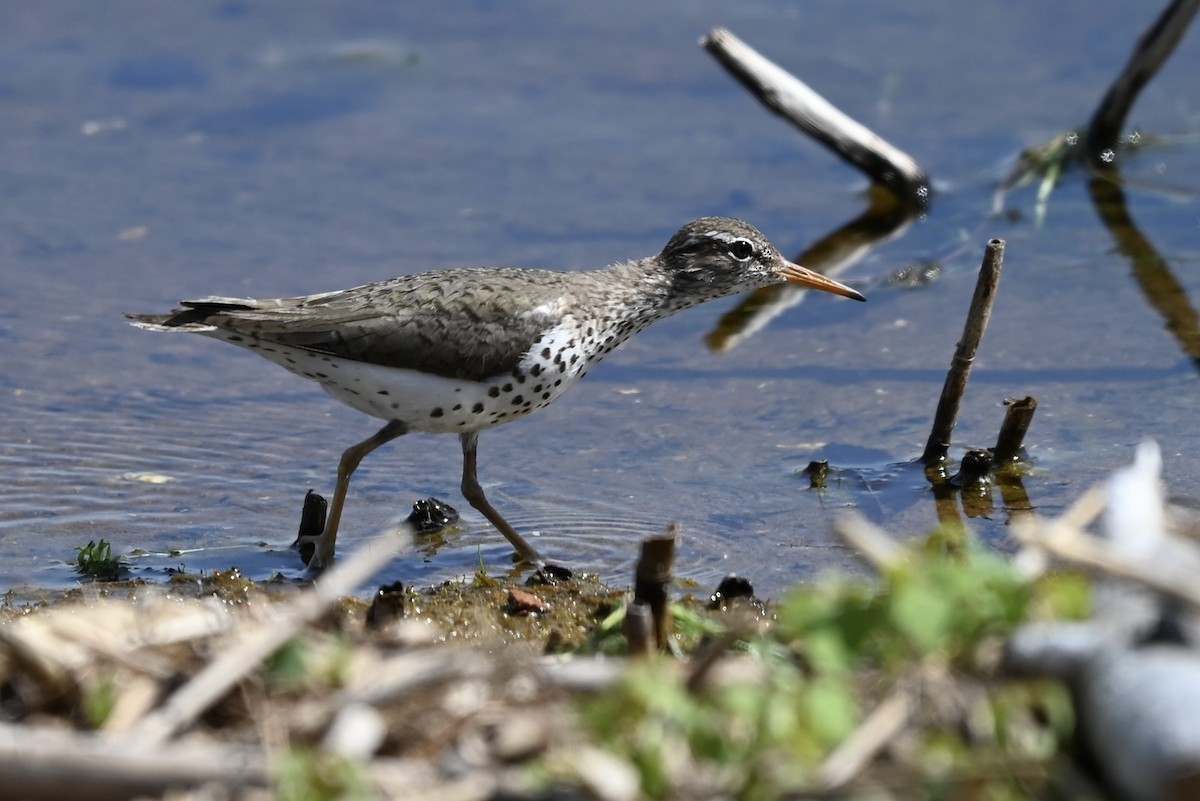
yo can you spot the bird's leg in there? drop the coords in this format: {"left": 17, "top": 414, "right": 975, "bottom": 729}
{"left": 307, "top": 419, "right": 408, "bottom": 569}
{"left": 459, "top": 431, "right": 546, "bottom": 567}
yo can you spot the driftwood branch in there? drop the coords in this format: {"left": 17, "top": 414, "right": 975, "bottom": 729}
{"left": 1086, "top": 0, "right": 1200, "bottom": 167}
{"left": 921, "top": 240, "right": 1005, "bottom": 465}
{"left": 701, "top": 28, "right": 930, "bottom": 208}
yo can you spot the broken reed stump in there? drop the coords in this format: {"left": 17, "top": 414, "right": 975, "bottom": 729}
{"left": 633, "top": 524, "right": 679, "bottom": 651}
{"left": 623, "top": 602, "right": 655, "bottom": 657}
{"left": 701, "top": 27, "right": 930, "bottom": 209}
{"left": 993, "top": 396, "right": 1038, "bottom": 466}
{"left": 920, "top": 239, "right": 1005, "bottom": 466}
{"left": 293, "top": 490, "right": 328, "bottom": 566}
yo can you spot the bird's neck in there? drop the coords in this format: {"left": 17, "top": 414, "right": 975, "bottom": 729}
{"left": 598, "top": 257, "right": 692, "bottom": 324}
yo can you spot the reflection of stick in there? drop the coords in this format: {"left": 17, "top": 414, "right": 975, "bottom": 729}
{"left": 1085, "top": 0, "right": 1200, "bottom": 167}
{"left": 1089, "top": 175, "right": 1200, "bottom": 368}
{"left": 701, "top": 28, "right": 930, "bottom": 207}
{"left": 921, "top": 240, "right": 1005, "bottom": 465}
{"left": 992, "top": 396, "right": 1038, "bottom": 466}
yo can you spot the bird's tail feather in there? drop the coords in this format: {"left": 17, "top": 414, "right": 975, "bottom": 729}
{"left": 125, "top": 298, "right": 257, "bottom": 331}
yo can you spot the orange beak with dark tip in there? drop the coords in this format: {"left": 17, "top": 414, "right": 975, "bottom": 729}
{"left": 779, "top": 262, "right": 867, "bottom": 301}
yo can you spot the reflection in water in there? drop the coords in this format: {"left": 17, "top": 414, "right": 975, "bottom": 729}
{"left": 1088, "top": 171, "right": 1200, "bottom": 370}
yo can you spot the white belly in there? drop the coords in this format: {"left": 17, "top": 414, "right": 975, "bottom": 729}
{"left": 211, "top": 332, "right": 591, "bottom": 434}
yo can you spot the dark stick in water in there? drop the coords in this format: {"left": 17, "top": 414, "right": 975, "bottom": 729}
{"left": 921, "top": 240, "right": 1005, "bottom": 465}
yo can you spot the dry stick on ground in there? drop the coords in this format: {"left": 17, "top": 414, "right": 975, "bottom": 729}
{"left": 125, "top": 526, "right": 414, "bottom": 748}
{"left": 992, "top": 396, "right": 1038, "bottom": 466}
{"left": 832, "top": 512, "right": 904, "bottom": 572}
{"left": 920, "top": 240, "right": 1005, "bottom": 465}
{"left": 817, "top": 688, "right": 913, "bottom": 792}
{"left": 1014, "top": 512, "right": 1200, "bottom": 610}
{"left": 1085, "top": 0, "right": 1200, "bottom": 168}
{"left": 701, "top": 28, "right": 930, "bottom": 208}
{"left": 0, "top": 724, "right": 270, "bottom": 801}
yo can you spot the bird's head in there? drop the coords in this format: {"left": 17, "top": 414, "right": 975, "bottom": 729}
{"left": 658, "top": 217, "right": 866, "bottom": 304}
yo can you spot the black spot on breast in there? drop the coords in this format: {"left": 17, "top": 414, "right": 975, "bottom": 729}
{"left": 315, "top": 372, "right": 328, "bottom": 379}
{"left": 452, "top": 403, "right": 462, "bottom": 411}
{"left": 430, "top": 407, "right": 444, "bottom": 418}
{"left": 530, "top": 364, "right": 542, "bottom": 377}
{"left": 228, "top": 335, "right": 244, "bottom": 342}
{"left": 472, "top": 402, "right": 485, "bottom": 413}
{"left": 502, "top": 383, "right": 513, "bottom": 392}
{"left": 377, "top": 390, "right": 390, "bottom": 396}
{"left": 542, "top": 392, "right": 551, "bottom": 400}
{"left": 488, "top": 387, "right": 500, "bottom": 398}
{"left": 541, "top": 347, "right": 552, "bottom": 359}
{"left": 511, "top": 395, "right": 524, "bottom": 406}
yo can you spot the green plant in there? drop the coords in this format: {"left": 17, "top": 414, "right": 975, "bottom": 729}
{"left": 73, "top": 540, "right": 129, "bottom": 581}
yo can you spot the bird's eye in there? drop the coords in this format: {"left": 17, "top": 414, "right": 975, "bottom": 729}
{"left": 727, "top": 238, "right": 755, "bottom": 261}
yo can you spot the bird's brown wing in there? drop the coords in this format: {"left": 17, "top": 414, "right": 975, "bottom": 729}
{"left": 161, "top": 268, "right": 574, "bottom": 382}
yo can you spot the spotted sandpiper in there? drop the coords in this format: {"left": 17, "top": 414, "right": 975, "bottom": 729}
{"left": 128, "top": 217, "right": 864, "bottom": 569}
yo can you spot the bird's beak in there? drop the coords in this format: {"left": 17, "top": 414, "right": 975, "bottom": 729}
{"left": 779, "top": 262, "right": 866, "bottom": 301}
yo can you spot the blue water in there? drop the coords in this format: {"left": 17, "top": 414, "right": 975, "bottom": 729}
{"left": 2, "top": 1, "right": 1199, "bottom": 597}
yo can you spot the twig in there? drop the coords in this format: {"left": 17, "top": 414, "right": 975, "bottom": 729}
{"left": 1085, "top": 0, "right": 1200, "bottom": 167}
{"left": 817, "top": 688, "right": 912, "bottom": 791}
{"left": 921, "top": 240, "right": 1005, "bottom": 465}
{"left": 1014, "top": 518, "right": 1200, "bottom": 610}
{"left": 0, "top": 723, "right": 268, "bottom": 801}
{"left": 992, "top": 396, "right": 1038, "bottom": 466}
{"left": 831, "top": 512, "right": 904, "bottom": 572}
{"left": 701, "top": 28, "right": 930, "bottom": 207}
{"left": 125, "top": 526, "right": 413, "bottom": 747}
